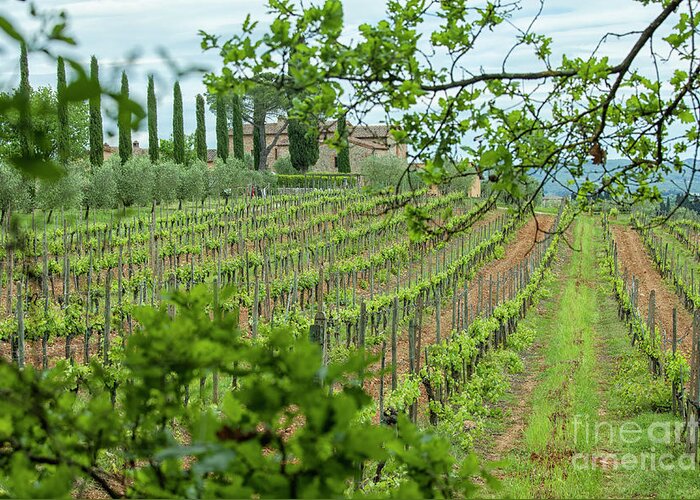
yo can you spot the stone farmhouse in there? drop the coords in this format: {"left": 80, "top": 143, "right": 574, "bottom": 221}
{"left": 234, "top": 118, "right": 407, "bottom": 172}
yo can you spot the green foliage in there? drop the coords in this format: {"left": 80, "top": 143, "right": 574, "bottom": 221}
{"left": 195, "top": 94, "right": 207, "bottom": 162}
{"left": 0, "top": 285, "right": 490, "bottom": 498}
{"left": 88, "top": 56, "right": 103, "bottom": 167}
{"left": 118, "top": 71, "right": 132, "bottom": 164}
{"left": 215, "top": 94, "right": 229, "bottom": 162}
{"left": 252, "top": 98, "right": 263, "bottom": 170}
{"left": 56, "top": 57, "right": 69, "bottom": 165}
{"left": 289, "top": 119, "right": 320, "bottom": 173}
{"left": 35, "top": 161, "right": 85, "bottom": 211}
{"left": 173, "top": 81, "right": 185, "bottom": 165}
{"left": 201, "top": 0, "right": 700, "bottom": 219}
{"left": 152, "top": 160, "right": 180, "bottom": 204}
{"left": 147, "top": 75, "right": 159, "bottom": 163}
{"left": 177, "top": 160, "right": 208, "bottom": 203}
{"left": 83, "top": 161, "right": 117, "bottom": 209}
{"left": 159, "top": 134, "right": 197, "bottom": 165}
{"left": 336, "top": 114, "right": 350, "bottom": 173}
{"left": 231, "top": 94, "right": 244, "bottom": 160}
{"left": 0, "top": 87, "right": 89, "bottom": 164}
{"left": 18, "top": 42, "right": 31, "bottom": 160}
{"left": 212, "top": 157, "right": 276, "bottom": 198}
{"left": 608, "top": 355, "right": 671, "bottom": 416}
{"left": 0, "top": 161, "right": 30, "bottom": 213}
{"left": 114, "top": 155, "right": 154, "bottom": 207}
{"left": 361, "top": 155, "right": 417, "bottom": 191}
{"left": 273, "top": 155, "right": 296, "bottom": 174}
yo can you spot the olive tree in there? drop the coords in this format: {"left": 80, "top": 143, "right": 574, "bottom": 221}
{"left": 177, "top": 160, "right": 208, "bottom": 206}
{"left": 115, "top": 155, "right": 154, "bottom": 207}
{"left": 35, "top": 161, "right": 86, "bottom": 213}
{"left": 84, "top": 162, "right": 117, "bottom": 212}
{"left": 153, "top": 160, "right": 180, "bottom": 204}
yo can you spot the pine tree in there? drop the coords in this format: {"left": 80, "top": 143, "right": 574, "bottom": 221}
{"left": 56, "top": 57, "right": 69, "bottom": 165}
{"left": 118, "top": 71, "right": 132, "bottom": 164}
{"left": 336, "top": 115, "right": 350, "bottom": 173}
{"left": 195, "top": 94, "right": 207, "bottom": 162}
{"left": 89, "top": 56, "right": 103, "bottom": 167}
{"left": 216, "top": 95, "right": 228, "bottom": 161}
{"left": 289, "top": 119, "right": 319, "bottom": 172}
{"left": 147, "top": 75, "right": 158, "bottom": 163}
{"left": 18, "top": 43, "right": 31, "bottom": 160}
{"left": 173, "top": 81, "right": 185, "bottom": 164}
{"left": 231, "top": 94, "right": 244, "bottom": 160}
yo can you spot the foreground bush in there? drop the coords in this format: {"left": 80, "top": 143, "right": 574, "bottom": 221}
{"left": 0, "top": 285, "right": 491, "bottom": 498}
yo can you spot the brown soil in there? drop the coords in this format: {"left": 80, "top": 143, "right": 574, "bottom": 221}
{"left": 611, "top": 225, "right": 694, "bottom": 359}
{"left": 0, "top": 329, "right": 126, "bottom": 369}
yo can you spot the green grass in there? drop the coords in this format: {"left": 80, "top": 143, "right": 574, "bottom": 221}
{"left": 490, "top": 216, "right": 700, "bottom": 498}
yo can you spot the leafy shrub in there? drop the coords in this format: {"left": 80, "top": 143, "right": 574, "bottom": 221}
{"left": 273, "top": 155, "right": 297, "bottom": 174}
{"left": 35, "top": 160, "right": 86, "bottom": 211}
{"left": 213, "top": 157, "right": 276, "bottom": 199}
{"left": 0, "top": 285, "right": 489, "bottom": 498}
{"left": 360, "top": 155, "right": 419, "bottom": 192}
{"left": 152, "top": 160, "right": 180, "bottom": 204}
{"left": 0, "top": 161, "right": 31, "bottom": 213}
{"left": 177, "top": 160, "right": 208, "bottom": 203}
{"left": 114, "top": 155, "right": 154, "bottom": 207}
{"left": 84, "top": 161, "right": 117, "bottom": 209}
{"left": 608, "top": 355, "right": 671, "bottom": 416}
{"left": 507, "top": 325, "right": 536, "bottom": 352}
{"left": 441, "top": 161, "right": 476, "bottom": 194}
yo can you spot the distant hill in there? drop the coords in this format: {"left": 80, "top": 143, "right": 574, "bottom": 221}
{"left": 535, "top": 159, "right": 699, "bottom": 196}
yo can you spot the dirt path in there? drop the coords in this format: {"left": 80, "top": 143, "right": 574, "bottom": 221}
{"left": 611, "top": 225, "right": 694, "bottom": 359}
{"left": 483, "top": 227, "right": 570, "bottom": 461}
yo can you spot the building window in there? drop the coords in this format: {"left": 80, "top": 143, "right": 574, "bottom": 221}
{"left": 333, "top": 155, "right": 338, "bottom": 170}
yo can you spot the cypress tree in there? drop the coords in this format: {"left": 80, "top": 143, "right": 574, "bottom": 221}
{"left": 336, "top": 115, "right": 350, "bottom": 173}
{"left": 147, "top": 75, "right": 158, "bottom": 163}
{"left": 289, "top": 119, "right": 319, "bottom": 172}
{"left": 253, "top": 97, "right": 265, "bottom": 170}
{"left": 195, "top": 94, "right": 207, "bottom": 162}
{"left": 18, "top": 43, "right": 31, "bottom": 160}
{"left": 173, "top": 81, "right": 185, "bottom": 164}
{"left": 89, "top": 56, "right": 103, "bottom": 167}
{"left": 216, "top": 95, "right": 228, "bottom": 161}
{"left": 231, "top": 94, "right": 244, "bottom": 160}
{"left": 56, "top": 57, "right": 69, "bottom": 165}
{"left": 118, "top": 71, "right": 132, "bottom": 164}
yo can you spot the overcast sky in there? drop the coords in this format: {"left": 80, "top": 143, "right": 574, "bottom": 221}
{"left": 0, "top": 0, "right": 667, "bottom": 149}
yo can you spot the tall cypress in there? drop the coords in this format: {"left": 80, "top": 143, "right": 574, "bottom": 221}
{"left": 215, "top": 95, "right": 228, "bottom": 161}
{"left": 231, "top": 94, "right": 244, "bottom": 160}
{"left": 253, "top": 97, "right": 265, "bottom": 170}
{"left": 18, "top": 43, "right": 31, "bottom": 160}
{"left": 56, "top": 57, "right": 69, "bottom": 165}
{"left": 289, "top": 119, "right": 319, "bottom": 172}
{"left": 195, "top": 94, "right": 207, "bottom": 162}
{"left": 89, "top": 56, "right": 103, "bottom": 167}
{"left": 336, "top": 115, "right": 350, "bottom": 173}
{"left": 173, "top": 81, "right": 185, "bottom": 164}
{"left": 118, "top": 71, "right": 132, "bottom": 164}
{"left": 147, "top": 75, "right": 158, "bottom": 163}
